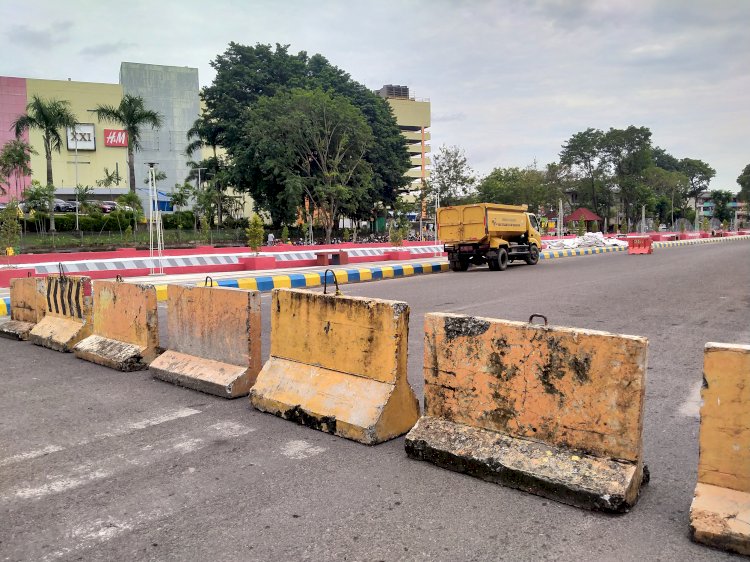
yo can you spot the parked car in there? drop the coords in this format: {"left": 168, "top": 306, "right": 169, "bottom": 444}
{"left": 53, "top": 198, "right": 76, "bottom": 212}
{"left": 101, "top": 201, "right": 120, "bottom": 213}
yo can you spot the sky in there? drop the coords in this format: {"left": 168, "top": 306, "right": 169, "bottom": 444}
{"left": 1, "top": 0, "right": 748, "bottom": 191}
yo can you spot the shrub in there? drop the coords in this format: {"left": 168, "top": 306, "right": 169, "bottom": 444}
{"left": 245, "top": 215, "right": 264, "bottom": 252}
{"left": 281, "top": 225, "right": 289, "bottom": 243}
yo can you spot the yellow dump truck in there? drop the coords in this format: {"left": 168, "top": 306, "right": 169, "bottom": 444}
{"left": 438, "top": 203, "right": 542, "bottom": 271}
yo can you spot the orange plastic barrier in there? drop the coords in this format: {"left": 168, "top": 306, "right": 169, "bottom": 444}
{"left": 628, "top": 236, "right": 653, "bottom": 254}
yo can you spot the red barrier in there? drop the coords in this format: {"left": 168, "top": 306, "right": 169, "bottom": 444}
{"left": 628, "top": 236, "right": 653, "bottom": 255}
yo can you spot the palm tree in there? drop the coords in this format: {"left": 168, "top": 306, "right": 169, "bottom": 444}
{"left": 93, "top": 95, "right": 163, "bottom": 193}
{"left": 0, "top": 139, "right": 35, "bottom": 199}
{"left": 186, "top": 114, "right": 223, "bottom": 160}
{"left": 12, "top": 95, "right": 77, "bottom": 231}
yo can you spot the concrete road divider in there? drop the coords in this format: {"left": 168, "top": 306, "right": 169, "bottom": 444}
{"left": 249, "top": 288, "right": 419, "bottom": 445}
{"left": 29, "top": 275, "right": 93, "bottom": 352}
{"left": 150, "top": 285, "right": 261, "bottom": 398}
{"left": 73, "top": 280, "right": 158, "bottom": 371}
{"left": 690, "top": 342, "right": 750, "bottom": 555}
{"left": 0, "top": 277, "right": 46, "bottom": 340}
{"left": 405, "top": 313, "right": 648, "bottom": 512}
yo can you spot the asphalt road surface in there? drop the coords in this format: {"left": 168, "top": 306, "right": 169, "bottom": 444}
{"left": 1, "top": 241, "right": 748, "bottom": 561}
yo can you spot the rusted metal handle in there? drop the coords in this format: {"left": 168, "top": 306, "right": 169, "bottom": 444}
{"left": 204, "top": 276, "right": 213, "bottom": 287}
{"left": 115, "top": 275, "right": 124, "bottom": 283}
{"left": 57, "top": 262, "right": 66, "bottom": 278}
{"left": 528, "top": 314, "right": 548, "bottom": 326}
{"left": 323, "top": 269, "right": 341, "bottom": 296}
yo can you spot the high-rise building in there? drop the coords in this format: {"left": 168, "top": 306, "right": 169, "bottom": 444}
{"left": 376, "top": 85, "right": 431, "bottom": 202}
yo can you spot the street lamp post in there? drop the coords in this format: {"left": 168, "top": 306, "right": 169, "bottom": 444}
{"left": 73, "top": 123, "right": 79, "bottom": 231}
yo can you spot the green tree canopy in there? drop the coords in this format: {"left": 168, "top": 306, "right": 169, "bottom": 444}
{"left": 599, "top": 126, "right": 654, "bottom": 225}
{"left": 245, "top": 88, "right": 374, "bottom": 243}
{"left": 737, "top": 163, "right": 750, "bottom": 203}
{"left": 710, "top": 190, "right": 733, "bottom": 223}
{"left": 680, "top": 158, "right": 716, "bottom": 204}
{"left": 202, "top": 42, "right": 409, "bottom": 223}
{"left": 428, "top": 145, "right": 476, "bottom": 207}
{"left": 94, "top": 95, "right": 163, "bottom": 193}
{"left": 559, "top": 128, "right": 605, "bottom": 217}
{"left": 476, "top": 163, "right": 561, "bottom": 213}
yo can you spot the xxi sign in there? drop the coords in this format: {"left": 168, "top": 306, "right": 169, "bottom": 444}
{"left": 66, "top": 123, "right": 96, "bottom": 151}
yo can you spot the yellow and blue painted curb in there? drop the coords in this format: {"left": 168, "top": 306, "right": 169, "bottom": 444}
{"left": 0, "top": 297, "right": 8, "bottom": 317}
{"left": 540, "top": 246, "right": 625, "bottom": 259}
{"left": 151, "top": 261, "right": 451, "bottom": 301}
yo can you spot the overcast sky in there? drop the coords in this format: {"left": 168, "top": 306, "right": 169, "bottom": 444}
{"left": 2, "top": 0, "right": 748, "bottom": 191}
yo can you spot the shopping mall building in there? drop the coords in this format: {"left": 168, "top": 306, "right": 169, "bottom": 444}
{"left": 0, "top": 62, "right": 200, "bottom": 210}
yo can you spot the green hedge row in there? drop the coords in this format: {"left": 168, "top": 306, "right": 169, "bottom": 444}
{"left": 21, "top": 211, "right": 198, "bottom": 232}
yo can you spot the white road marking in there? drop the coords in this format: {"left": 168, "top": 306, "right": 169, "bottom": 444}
{"left": 4, "top": 419, "right": 254, "bottom": 502}
{"left": 0, "top": 407, "right": 201, "bottom": 468}
{"left": 280, "top": 440, "right": 327, "bottom": 459}
{"left": 42, "top": 509, "right": 169, "bottom": 562}
{"left": 678, "top": 380, "right": 703, "bottom": 418}
{"left": 0, "top": 445, "right": 65, "bottom": 468}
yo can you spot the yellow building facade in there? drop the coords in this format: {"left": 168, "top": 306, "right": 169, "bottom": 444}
{"left": 25, "top": 79, "right": 129, "bottom": 196}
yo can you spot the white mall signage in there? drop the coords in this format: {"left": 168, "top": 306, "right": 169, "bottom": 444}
{"left": 66, "top": 123, "right": 96, "bottom": 151}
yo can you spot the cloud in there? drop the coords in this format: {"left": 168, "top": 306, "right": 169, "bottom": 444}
{"left": 433, "top": 112, "right": 467, "bottom": 123}
{"left": 79, "top": 41, "right": 137, "bottom": 58}
{"left": 7, "top": 21, "right": 72, "bottom": 50}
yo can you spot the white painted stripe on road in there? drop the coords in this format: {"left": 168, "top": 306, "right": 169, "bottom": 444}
{"left": 0, "top": 407, "right": 201, "bottom": 468}
{"left": 3, "top": 420, "right": 255, "bottom": 502}
{"left": 0, "top": 445, "right": 66, "bottom": 467}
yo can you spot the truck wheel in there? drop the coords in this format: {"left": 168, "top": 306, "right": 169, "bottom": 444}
{"left": 451, "top": 258, "right": 469, "bottom": 272}
{"left": 525, "top": 245, "right": 539, "bottom": 265}
{"left": 497, "top": 248, "right": 509, "bottom": 271}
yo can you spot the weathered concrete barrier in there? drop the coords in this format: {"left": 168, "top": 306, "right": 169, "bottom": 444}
{"left": 0, "top": 277, "right": 46, "bottom": 340}
{"left": 150, "top": 285, "right": 261, "bottom": 398}
{"left": 405, "top": 313, "right": 648, "bottom": 512}
{"left": 250, "top": 288, "right": 419, "bottom": 444}
{"left": 29, "top": 275, "right": 93, "bottom": 352}
{"left": 690, "top": 343, "right": 750, "bottom": 555}
{"left": 73, "top": 281, "right": 158, "bottom": 371}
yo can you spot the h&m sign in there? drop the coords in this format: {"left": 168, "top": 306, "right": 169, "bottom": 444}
{"left": 66, "top": 123, "right": 96, "bottom": 151}
{"left": 104, "top": 129, "right": 128, "bottom": 147}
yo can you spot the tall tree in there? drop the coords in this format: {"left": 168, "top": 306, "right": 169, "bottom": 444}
{"left": 12, "top": 95, "right": 77, "bottom": 231}
{"left": 93, "top": 95, "right": 163, "bottom": 193}
{"left": 202, "top": 42, "right": 409, "bottom": 223}
{"left": 710, "top": 190, "right": 733, "bottom": 223}
{"left": 559, "top": 128, "right": 605, "bottom": 217}
{"left": 245, "top": 88, "right": 374, "bottom": 243}
{"left": 680, "top": 158, "right": 716, "bottom": 207}
{"left": 643, "top": 166, "right": 690, "bottom": 225}
{"left": 186, "top": 115, "right": 223, "bottom": 160}
{"left": 737, "top": 163, "right": 750, "bottom": 203}
{"left": 600, "top": 126, "right": 654, "bottom": 226}
{"left": 476, "top": 163, "right": 560, "bottom": 213}
{"left": 0, "top": 139, "right": 35, "bottom": 199}
{"left": 428, "top": 145, "right": 476, "bottom": 207}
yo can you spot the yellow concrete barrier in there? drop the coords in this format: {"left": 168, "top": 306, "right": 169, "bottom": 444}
{"left": 0, "top": 277, "right": 46, "bottom": 340}
{"left": 405, "top": 313, "right": 648, "bottom": 512}
{"left": 249, "top": 288, "right": 419, "bottom": 445}
{"left": 73, "top": 281, "right": 159, "bottom": 371}
{"left": 690, "top": 342, "right": 750, "bottom": 555}
{"left": 150, "top": 285, "right": 261, "bottom": 398}
{"left": 28, "top": 275, "right": 93, "bottom": 352}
